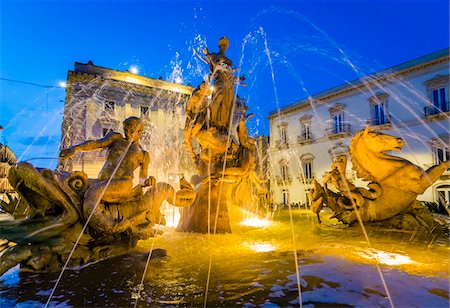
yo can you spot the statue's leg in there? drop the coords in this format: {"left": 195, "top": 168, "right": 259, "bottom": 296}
{"left": 83, "top": 178, "right": 133, "bottom": 233}
{"left": 95, "top": 178, "right": 133, "bottom": 204}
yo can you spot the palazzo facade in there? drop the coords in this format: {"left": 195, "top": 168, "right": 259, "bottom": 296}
{"left": 268, "top": 48, "right": 450, "bottom": 208}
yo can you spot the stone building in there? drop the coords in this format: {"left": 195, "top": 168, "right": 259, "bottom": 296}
{"left": 60, "top": 61, "right": 248, "bottom": 184}
{"left": 268, "top": 48, "right": 450, "bottom": 208}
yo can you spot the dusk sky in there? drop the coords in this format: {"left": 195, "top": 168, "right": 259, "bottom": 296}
{"left": 1, "top": 0, "right": 449, "bottom": 167}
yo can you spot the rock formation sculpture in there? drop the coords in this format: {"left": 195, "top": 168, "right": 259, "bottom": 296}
{"left": 309, "top": 127, "right": 450, "bottom": 230}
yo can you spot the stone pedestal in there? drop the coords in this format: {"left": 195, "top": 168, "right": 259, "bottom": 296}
{"left": 177, "top": 179, "right": 231, "bottom": 233}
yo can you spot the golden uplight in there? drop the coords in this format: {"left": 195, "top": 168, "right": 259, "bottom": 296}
{"left": 240, "top": 217, "right": 272, "bottom": 228}
{"left": 244, "top": 241, "right": 276, "bottom": 253}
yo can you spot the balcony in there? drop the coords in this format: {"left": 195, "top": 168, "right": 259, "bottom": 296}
{"left": 276, "top": 175, "right": 292, "bottom": 186}
{"left": 275, "top": 140, "right": 290, "bottom": 150}
{"left": 326, "top": 123, "right": 351, "bottom": 139}
{"left": 367, "top": 116, "right": 392, "bottom": 130}
{"left": 424, "top": 102, "right": 449, "bottom": 120}
{"left": 297, "top": 173, "right": 315, "bottom": 185}
{"left": 297, "top": 135, "right": 313, "bottom": 145}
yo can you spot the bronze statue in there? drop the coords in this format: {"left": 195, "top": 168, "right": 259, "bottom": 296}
{"left": 178, "top": 38, "right": 266, "bottom": 233}
{"left": 0, "top": 117, "right": 195, "bottom": 274}
{"left": 309, "top": 127, "right": 449, "bottom": 230}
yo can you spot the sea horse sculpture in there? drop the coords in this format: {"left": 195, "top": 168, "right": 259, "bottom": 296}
{"left": 0, "top": 117, "right": 195, "bottom": 274}
{"left": 309, "top": 127, "right": 450, "bottom": 230}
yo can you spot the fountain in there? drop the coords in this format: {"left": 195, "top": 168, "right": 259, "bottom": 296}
{"left": 0, "top": 35, "right": 449, "bottom": 307}
{"left": 177, "top": 36, "right": 267, "bottom": 233}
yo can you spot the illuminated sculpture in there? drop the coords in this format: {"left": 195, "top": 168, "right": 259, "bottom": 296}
{"left": 0, "top": 117, "right": 195, "bottom": 274}
{"left": 309, "top": 127, "right": 450, "bottom": 230}
{"left": 178, "top": 36, "right": 267, "bottom": 233}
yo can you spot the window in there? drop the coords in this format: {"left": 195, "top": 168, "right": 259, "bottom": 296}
{"left": 280, "top": 126, "right": 288, "bottom": 144}
{"left": 435, "top": 146, "right": 450, "bottom": 164}
{"left": 299, "top": 153, "right": 315, "bottom": 183}
{"left": 281, "top": 163, "right": 289, "bottom": 181}
{"left": 333, "top": 113, "right": 344, "bottom": 133}
{"left": 436, "top": 185, "right": 450, "bottom": 208}
{"left": 301, "top": 122, "right": 311, "bottom": 139}
{"left": 328, "top": 104, "right": 347, "bottom": 135}
{"left": 298, "top": 115, "right": 312, "bottom": 141}
{"left": 282, "top": 189, "right": 289, "bottom": 205}
{"left": 373, "top": 102, "right": 388, "bottom": 125}
{"left": 104, "top": 101, "right": 115, "bottom": 114}
{"left": 303, "top": 161, "right": 313, "bottom": 180}
{"left": 432, "top": 87, "right": 448, "bottom": 112}
{"left": 141, "top": 106, "right": 149, "bottom": 117}
{"left": 425, "top": 75, "right": 449, "bottom": 116}
{"left": 369, "top": 92, "right": 390, "bottom": 126}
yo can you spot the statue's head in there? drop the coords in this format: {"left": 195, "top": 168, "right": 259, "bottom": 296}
{"left": 218, "top": 36, "right": 229, "bottom": 52}
{"left": 361, "top": 127, "right": 404, "bottom": 152}
{"left": 332, "top": 155, "right": 348, "bottom": 172}
{"left": 123, "top": 116, "right": 144, "bottom": 142}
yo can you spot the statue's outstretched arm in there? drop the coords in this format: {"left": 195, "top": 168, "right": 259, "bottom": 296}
{"left": 59, "top": 132, "right": 120, "bottom": 159}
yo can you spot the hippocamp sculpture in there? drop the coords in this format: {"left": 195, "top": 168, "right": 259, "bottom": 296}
{"left": 0, "top": 117, "right": 195, "bottom": 274}
{"left": 309, "top": 127, "right": 450, "bottom": 230}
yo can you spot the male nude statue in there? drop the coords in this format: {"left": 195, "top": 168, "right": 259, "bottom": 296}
{"left": 59, "top": 116, "right": 154, "bottom": 204}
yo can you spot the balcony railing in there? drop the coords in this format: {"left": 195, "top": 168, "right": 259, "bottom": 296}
{"left": 275, "top": 140, "right": 290, "bottom": 149}
{"left": 326, "top": 123, "right": 351, "bottom": 137}
{"left": 297, "top": 135, "right": 313, "bottom": 145}
{"left": 424, "top": 102, "right": 449, "bottom": 117}
{"left": 371, "top": 115, "right": 391, "bottom": 126}
{"left": 276, "top": 175, "right": 292, "bottom": 185}
{"left": 297, "top": 173, "right": 315, "bottom": 184}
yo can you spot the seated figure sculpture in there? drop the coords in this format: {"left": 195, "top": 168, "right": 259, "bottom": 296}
{"left": 60, "top": 117, "right": 156, "bottom": 234}
{"left": 0, "top": 116, "right": 195, "bottom": 274}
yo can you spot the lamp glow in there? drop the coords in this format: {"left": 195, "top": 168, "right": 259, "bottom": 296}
{"left": 58, "top": 81, "right": 67, "bottom": 88}
{"left": 240, "top": 217, "right": 271, "bottom": 228}
{"left": 129, "top": 66, "right": 139, "bottom": 74}
{"left": 244, "top": 241, "right": 276, "bottom": 253}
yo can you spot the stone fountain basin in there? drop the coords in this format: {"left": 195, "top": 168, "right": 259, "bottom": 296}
{"left": 1, "top": 208, "right": 448, "bottom": 307}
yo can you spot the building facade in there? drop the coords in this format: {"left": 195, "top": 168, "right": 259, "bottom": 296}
{"left": 60, "top": 61, "right": 248, "bottom": 184}
{"left": 268, "top": 48, "right": 450, "bottom": 208}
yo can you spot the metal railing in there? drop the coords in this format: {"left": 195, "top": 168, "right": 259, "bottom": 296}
{"left": 326, "top": 123, "right": 351, "bottom": 135}
{"left": 424, "top": 102, "right": 449, "bottom": 117}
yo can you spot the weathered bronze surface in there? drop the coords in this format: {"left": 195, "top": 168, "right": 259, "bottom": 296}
{"left": 178, "top": 37, "right": 267, "bottom": 233}
{"left": 0, "top": 117, "right": 195, "bottom": 274}
{"left": 309, "top": 127, "right": 450, "bottom": 230}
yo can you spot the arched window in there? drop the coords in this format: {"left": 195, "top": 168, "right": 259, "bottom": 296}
{"left": 299, "top": 153, "right": 315, "bottom": 182}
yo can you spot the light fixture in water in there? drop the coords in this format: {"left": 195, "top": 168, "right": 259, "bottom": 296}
{"left": 244, "top": 241, "right": 276, "bottom": 253}
{"left": 160, "top": 203, "right": 180, "bottom": 228}
{"left": 358, "top": 249, "right": 414, "bottom": 266}
{"left": 240, "top": 217, "right": 271, "bottom": 228}
{"left": 58, "top": 81, "right": 67, "bottom": 88}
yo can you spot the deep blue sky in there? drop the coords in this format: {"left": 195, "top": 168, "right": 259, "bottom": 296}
{"left": 1, "top": 0, "right": 449, "bottom": 166}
